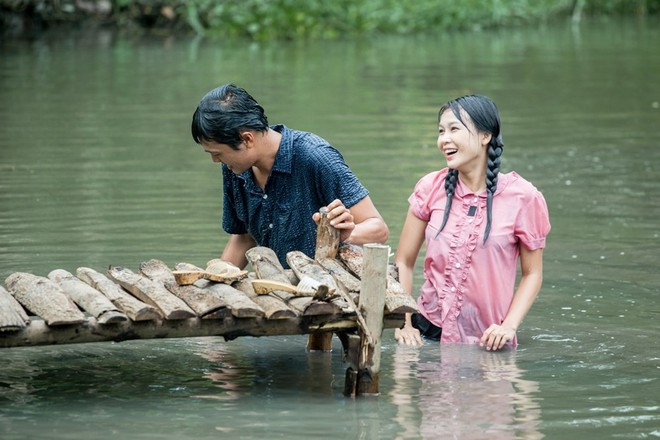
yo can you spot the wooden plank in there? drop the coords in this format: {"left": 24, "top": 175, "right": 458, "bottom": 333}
{"left": 4, "top": 272, "right": 86, "bottom": 326}
{"left": 48, "top": 269, "right": 128, "bottom": 324}
{"left": 76, "top": 267, "right": 160, "bottom": 321}
{"left": 107, "top": 266, "right": 196, "bottom": 320}
{"left": 0, "top": 314, "right": 405, "bottom": 349}
{"left": 0, "top": 285, "right": 30, "bottom": 331}
{"left": 139, "top": 259, "right": 231, "bottom": 319}
{"left": 174, "top": 263, "right": 265, "bottom": 318}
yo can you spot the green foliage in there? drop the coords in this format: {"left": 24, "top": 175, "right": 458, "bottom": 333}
{"left": 177, "top": 0, "right": 657, "bottom": 40}
{"left": 2, "top": 0, "right": 659, "bottom": 40}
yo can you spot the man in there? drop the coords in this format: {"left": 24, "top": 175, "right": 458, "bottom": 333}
{"left": 191, "top": 83, "right": 389, "bottom": 269}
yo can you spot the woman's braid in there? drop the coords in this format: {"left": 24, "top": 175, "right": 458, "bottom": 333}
{"left": 483, "top": 135, "right": 503, "bottom": 243}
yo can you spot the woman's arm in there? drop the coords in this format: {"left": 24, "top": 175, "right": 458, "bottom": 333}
{"left": 480, "top": 245, "right": 544, "bottom": 350}
{"left": 393, "top": 208, "right": 427, "bottom": 346}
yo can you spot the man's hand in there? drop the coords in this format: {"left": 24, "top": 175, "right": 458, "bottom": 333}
{"left": 313, "top": 199, "right": 355, "bottom": 243}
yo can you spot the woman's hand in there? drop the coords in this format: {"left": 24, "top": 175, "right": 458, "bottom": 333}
{"left": 395, "top": 324, "right": 424, "bottom": 346}
{"left": 480, "top": 324, "right": 516, "bottom": 351}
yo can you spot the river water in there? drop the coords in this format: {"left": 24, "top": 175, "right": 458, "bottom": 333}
{"left": 1, "top": 18, "right": 658, "bottom": 439}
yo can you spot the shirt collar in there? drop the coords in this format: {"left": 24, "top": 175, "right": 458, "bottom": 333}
{"left": 271, "top": 124, "right": 293, "bottom": 175}
{"left": 234, "top": 124, "right": 293, "bottom": 186}
{"left": 455, "top": 172, "right": 510, "bottom": 198}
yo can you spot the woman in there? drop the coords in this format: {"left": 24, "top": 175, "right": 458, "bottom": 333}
{"left": 394, "top": 95, "right": 550, "bottom": 351}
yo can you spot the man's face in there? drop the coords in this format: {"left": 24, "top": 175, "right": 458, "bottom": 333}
{"left": 201, "top": 140, "right": 252, "bottom": 174}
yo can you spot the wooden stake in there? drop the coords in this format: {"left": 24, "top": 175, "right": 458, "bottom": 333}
{"left": 346, "top": 243, "right": 389, "bottom": 396}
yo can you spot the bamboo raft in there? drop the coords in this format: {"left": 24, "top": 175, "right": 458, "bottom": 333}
{"left": 0, "top": 214, "right": 418, "bottom": 395}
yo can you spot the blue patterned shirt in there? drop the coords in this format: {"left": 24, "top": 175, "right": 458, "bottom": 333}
{"left": 222, "top": 124, "right": 369, "bottom": 268}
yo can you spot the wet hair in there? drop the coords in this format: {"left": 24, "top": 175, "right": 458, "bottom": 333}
{"left": 436, "top": 94, "right": 503, "bottom": 244}
{"left": 191, "top": 83, "right": 269, "bottom": 150}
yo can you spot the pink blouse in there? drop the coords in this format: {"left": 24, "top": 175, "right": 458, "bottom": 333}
{"left": 409, "top": 169, "right": 550, "bottom": 346}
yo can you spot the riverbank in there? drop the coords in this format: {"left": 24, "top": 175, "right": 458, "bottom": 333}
{"left": 1, "top": 0, "right": 658, "bottom": 41}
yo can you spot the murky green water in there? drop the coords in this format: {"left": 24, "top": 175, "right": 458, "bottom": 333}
{"left": 1, "top": 18, "right": 659, "bottom": 439}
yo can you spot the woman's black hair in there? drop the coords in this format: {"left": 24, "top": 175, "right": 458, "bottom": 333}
{"left": 191, "top": 83, "right": 269, "bottom": 150}
{"left": 436, "top": 94, "right": 503, "bottom": 244}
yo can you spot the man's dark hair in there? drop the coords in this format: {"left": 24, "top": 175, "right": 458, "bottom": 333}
{"left": 191, "top": 83, "right": 269, "bottom": 150}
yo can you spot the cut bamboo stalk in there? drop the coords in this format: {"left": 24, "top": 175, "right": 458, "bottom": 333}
{"left": 48, "top": 269, "right": 128, "bottom": 324}
{"left": 0, "top": 285, "right": 30, "bottom": 331}
{"left": 140, "top": 259, "right": 231, "bottom": 319}
{"left": 174, "top": 263, "right": 264, "bottom": 318}
{"left": 338, "top": 243, "right": 418, "bottom": 314}
{"left": 315, "top": 206, "right": 340, "bottom": 259}
{"left": 76, "top": 267, "right": 160, "bottom": 321}
{"left": 245, "top": 247, "right": 315, "bottom": 315}
{"left": 107, "top": 266, "right": 195, "bottom": 320}
{"left": 308, "top": 206, "right": 342, "bottom": 351}
{"left": 4, "top": 272, "right": 86, "bottom": 326}
{"left": 233, "top": 276, "right": 297, "bottom": 320}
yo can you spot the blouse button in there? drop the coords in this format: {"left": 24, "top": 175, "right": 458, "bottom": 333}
{"left": 451, "top": 286, "right": 456, "bottom": 292}
{"left": 455, "top": 262, "right": 461, "bottom": 269}
{"left": 263, "top": 194, "right": 268, "bottom": 199}
{"left": 472, "top": 197, "right": 478, "bottom": 203}
{"left": 268, "top": 223, "right": 274, "bottom": 229}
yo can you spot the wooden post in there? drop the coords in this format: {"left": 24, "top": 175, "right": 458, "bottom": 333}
{"left": 344, "top": 243, "right": 389, "bottom": 396}
{"left": 307, "top": 207, "right": 340, "bottom": 351}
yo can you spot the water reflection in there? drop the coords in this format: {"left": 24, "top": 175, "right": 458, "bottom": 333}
{"left": 192, "top": 340, "right": 249, "bottom": 402}
{"left": 192, "top": 336, "right": 338, "bottom": 398}
{"left": 391, "top": 344, "right": 542, "bottom": 440}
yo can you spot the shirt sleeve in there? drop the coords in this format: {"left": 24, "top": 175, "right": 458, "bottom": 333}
{"left": 408, "top": 170, "right": 446, "bottom": 222}
{"left": 304, "top": 142, "right": 368, "bottom": 209}
{"left": 515, "top": 188, "right": 551, "bottom": 250}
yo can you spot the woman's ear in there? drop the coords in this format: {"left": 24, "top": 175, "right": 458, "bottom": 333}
{"left": 481, "top": 132, "right": 492, "bottom": 147}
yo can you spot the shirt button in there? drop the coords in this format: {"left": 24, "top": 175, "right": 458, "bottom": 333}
{"left": 455, "top": 262, "right": 461, "bottom": 269}
{"left": 263, "top": 194, "right": 268, "bottom": 199}
{"left": 472, "top": 197, "right": 478, "bottom": 203}
{"left": 269, "top": 223, "right": 274, "bottom": 229}
{"left": 468, "top": 218, "right": 473, "bottom": 223}
{"left": 451, "top": 286, "right": 456, "bottom": 292}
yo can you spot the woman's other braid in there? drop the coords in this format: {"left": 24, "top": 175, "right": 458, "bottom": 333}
{"left": 435, "top": 168, "right": 459, "bottom": 238}
{"left": 484, "top": 135, "right": 503, "bottom": 243}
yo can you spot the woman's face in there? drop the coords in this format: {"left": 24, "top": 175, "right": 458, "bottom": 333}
{"left": 437, "top": 108, "right": 490, "bottom": 173}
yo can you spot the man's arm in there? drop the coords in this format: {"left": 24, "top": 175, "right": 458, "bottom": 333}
{"left": 221, "top": 234, "right": 257, "bottom": 269}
